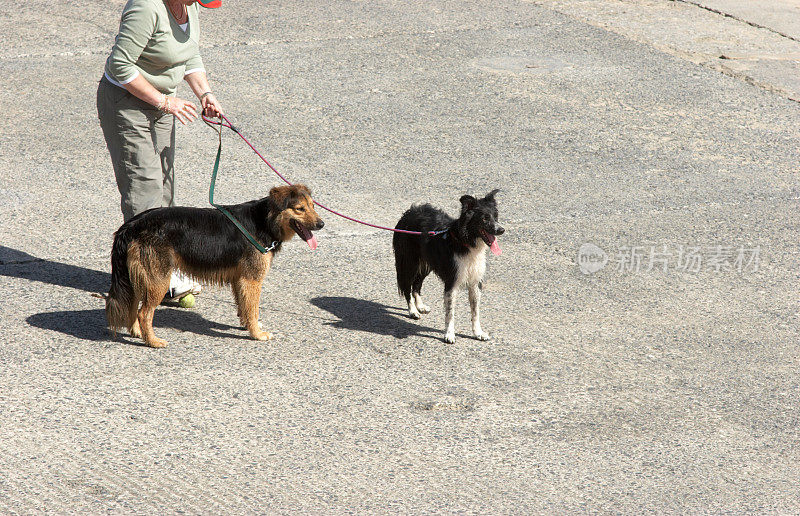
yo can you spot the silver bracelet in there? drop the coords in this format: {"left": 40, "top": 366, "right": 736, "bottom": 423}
{"left": 199, "top": 91, "right": 213, "bottom": 101}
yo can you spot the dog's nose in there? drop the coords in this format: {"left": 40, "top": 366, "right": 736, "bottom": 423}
{"left": 316, "top": 220, "right": 325, "bottom": 230}
{"left": 495, "top": 226, "right": 505, "bottom": 235}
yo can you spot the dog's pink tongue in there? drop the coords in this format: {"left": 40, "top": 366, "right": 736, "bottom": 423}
{"left": 306, "top": 234, "right": 318, "bottom": 250}
{"left": 490, "top": 238, "right": 501, "bottom": 256}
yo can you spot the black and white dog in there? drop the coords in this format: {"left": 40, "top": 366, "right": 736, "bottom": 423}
{"left": 393, "top": 190, "right": 504, "bottom": 343}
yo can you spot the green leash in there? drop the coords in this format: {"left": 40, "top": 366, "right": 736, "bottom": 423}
{"left": 208, "top": 119, "right": 277, "bottom": 254}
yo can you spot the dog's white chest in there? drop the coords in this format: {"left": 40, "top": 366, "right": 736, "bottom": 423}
{"left": 455, "top": 244, "right": 487, "bottom": 288}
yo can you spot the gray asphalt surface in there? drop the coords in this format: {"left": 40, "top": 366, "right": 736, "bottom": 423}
{"left": 1, "top": 0, "right": 799, "bottom": 512}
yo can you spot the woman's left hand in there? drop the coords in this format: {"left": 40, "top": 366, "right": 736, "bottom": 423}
{"left": 201, "top": 93, "right": 224, "bottom": 118}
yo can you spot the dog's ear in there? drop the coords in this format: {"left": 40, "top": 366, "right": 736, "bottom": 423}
{"left": 269, "top": 185, "right": 294, "bottom": 210}
{"left": 460, "top": 195, "right": 477, "bottom": 212}
{"left": 292, "top": 183, "right": 312, "bottom": 198}
{"left": 484, "top": 189, "right": 500, "bottom": 202}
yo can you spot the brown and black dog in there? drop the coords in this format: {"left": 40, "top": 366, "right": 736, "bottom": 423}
{"left": 106, "top": 184, "right": 324, "bottom": 348}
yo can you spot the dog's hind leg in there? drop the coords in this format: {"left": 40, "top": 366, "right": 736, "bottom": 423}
{"left": 468, "top": 282, "right": 489, "bottom": 341}
{"left": 128, "top": 243, "right": 169, "bottom": 347}
{"left": 397, "top": 273, "right": 420, "bottom": 319}
{"left": 443, "top": 286, "right": 456, "bottom": 343}
{"left": 407, "top": 285, "right": 422, "bottom": 320}
{"left": 128, "top": 291, "right": 142, "bottom": 338}
{"left": 137, "top": 277, "right": 170, "bottom": 348}
{"left": 411, "top": 272, "right": 430, "bottom": 315}
{"left": 234, "top": 278, "right": 271, "bottom": 341}
{"left": 399, "top": 271, "right": 422, "bottom": 320}
{"left": 394, "top": 242, "right": 424, "bottom": 319}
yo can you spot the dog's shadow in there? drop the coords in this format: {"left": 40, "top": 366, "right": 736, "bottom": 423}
{"left": 1, "top": 246, "right": 245, "bottom": 345}
{"left": 6, "top": 246, "right": 462, "bottom": 344}
{"left": 311, "top": 296, "right": 448, "bottom": 340}
{"left": 26, "top": 307, "right": 246, "bottom": 344}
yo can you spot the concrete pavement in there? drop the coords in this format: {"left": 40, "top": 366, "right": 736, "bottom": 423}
{"left": 1, "top": 0, "right": 798, "bottom": 512}
{"left": 539, "top": 0, "right": 800, "bottom": 100}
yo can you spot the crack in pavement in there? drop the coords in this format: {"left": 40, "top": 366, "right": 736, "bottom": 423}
{"left": 673, "top": 0, "right": 800, "bottom": 43}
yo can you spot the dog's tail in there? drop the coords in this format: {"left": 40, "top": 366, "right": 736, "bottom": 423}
{"left": 106, "top": 223, "right": 136, "bottom": 336}
{"left": 392, "top": 227, "right": 415, "bottom": 301}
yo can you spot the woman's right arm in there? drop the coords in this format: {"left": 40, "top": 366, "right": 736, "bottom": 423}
{"left": 123, "top": 75, "right": 199, "bottom": 125}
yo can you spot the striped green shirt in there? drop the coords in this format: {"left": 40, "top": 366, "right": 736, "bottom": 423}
{"left": 105, "top": 0, "right": 205, "bottom": 95}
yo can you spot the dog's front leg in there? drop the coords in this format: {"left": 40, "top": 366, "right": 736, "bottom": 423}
{"left": 235, "top": 278, "right": 272, "bottom": 341}
{"left": 443, "top": 287, "right": 456, "bottom": 343}
{"left": 468, "top": 282, "right": 490, "bottom": 341}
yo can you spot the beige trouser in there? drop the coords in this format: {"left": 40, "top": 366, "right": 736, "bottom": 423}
{"left": 97, "top": 77, "right": 176, "bottom": 222}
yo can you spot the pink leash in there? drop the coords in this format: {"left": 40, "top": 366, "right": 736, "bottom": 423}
{"left": 203, "top": 114, "right": 444, "bottom": 236}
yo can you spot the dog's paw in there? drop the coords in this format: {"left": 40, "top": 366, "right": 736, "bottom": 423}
{"left": 147, "top": 337, "right": 168, "bottom": 348}
{"left": 129, "top": 321, "right": 141, "bottom": 338}
{"left": 408, "top": 310, "right": 421, "bottom": 320}
{"left": 417, "top": 303, "right": 431, "bottom": 314}
{"left": 251, "top": 330, "right": 273, "bottom": 341}
{"left": 444, "top": 332, "right": 456, "bottom": 344}
{"left": 474, "top": 331, "right": 491, "bottom": 341}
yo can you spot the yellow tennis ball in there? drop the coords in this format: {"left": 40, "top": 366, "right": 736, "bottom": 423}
{"left": 179, "top": 293, "right": 195, "bottom": 308}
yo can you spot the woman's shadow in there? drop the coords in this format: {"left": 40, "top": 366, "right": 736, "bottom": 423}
{"left": 0, "top": 246, "right": 110, "bottom": 293}
{"left": 2, "top": 246, "right": 243, "bottom": 344}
